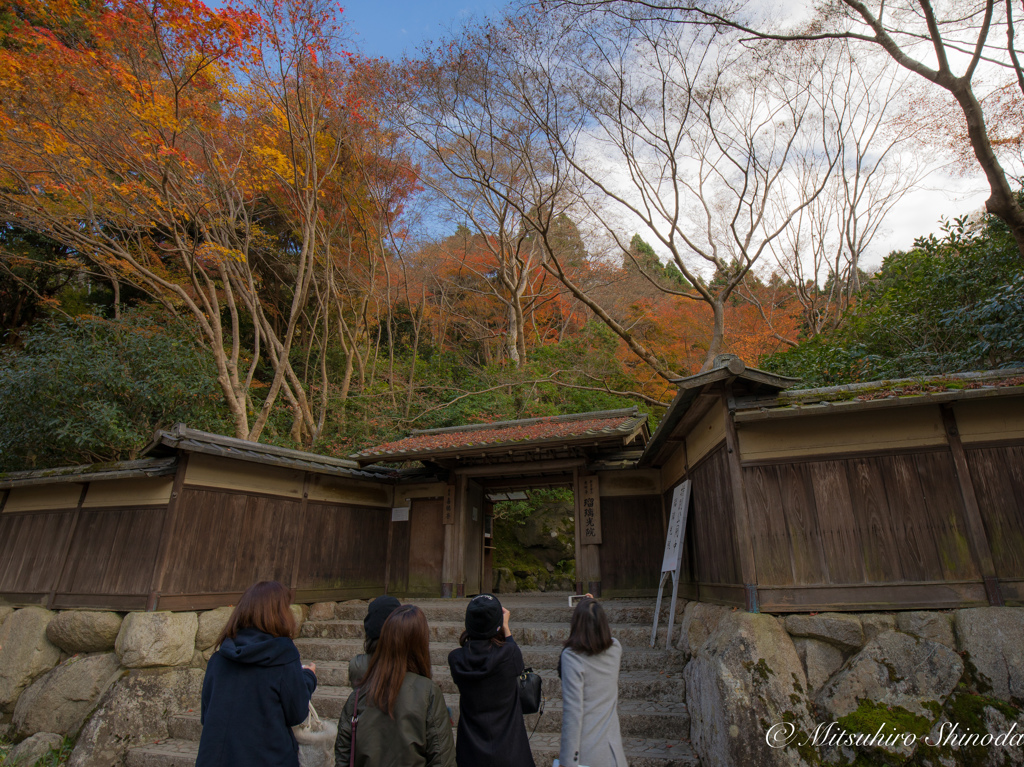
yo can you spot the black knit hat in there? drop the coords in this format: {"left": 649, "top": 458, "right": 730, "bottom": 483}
{"left": 364, "top": 595, "right": 401, "bottom": 641}
{"left": 465, "top": 593, "right": 503, "bottom": 639}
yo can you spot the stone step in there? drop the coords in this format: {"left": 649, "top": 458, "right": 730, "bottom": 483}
{"left": 528, "top": 732, "right": 700, "bottom": 767}
{"left": 125, "top": 740, "right": 197, "bottom": 767}
{"left": 167, "top": 696, "right": 689, "bottom": 744}
{"left": 301, "top": 619, "right": 671, "bottom": 648}
{"left": 327, "top": 599, "right": 677, "bottom": 625}
{"left": 309, "top": 672, "right": 684, "bottom": 721}
{"left": 295, "top": 639, "right": 685, "bottom": 672}
{"left": 305, "top": 660, "right": 685, "bottom": 700}
{"left": 128, "top": 733, "right": 699, "bottom": 767}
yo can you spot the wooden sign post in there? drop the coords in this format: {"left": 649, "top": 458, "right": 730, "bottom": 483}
{"left": 651, "top": 480, "right": 691, "bottom": 648}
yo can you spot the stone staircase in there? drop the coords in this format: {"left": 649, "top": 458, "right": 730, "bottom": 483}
{"left": 125, "top": 596, "right": 699, "bottom": 767}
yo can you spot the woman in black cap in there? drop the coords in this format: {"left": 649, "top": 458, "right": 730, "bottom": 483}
{"left": 447, "top": 594, "right": 535, "bottom": 767}
{"left": 349, "top": 595, "right": 401, "bottom": 686}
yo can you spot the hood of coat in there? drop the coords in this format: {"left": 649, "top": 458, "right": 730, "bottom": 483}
{"left": 449, "top": 638, "right": 508, "bottom": 680}
{"left": 218, "top": 627, "right": 300, "bottom": 667}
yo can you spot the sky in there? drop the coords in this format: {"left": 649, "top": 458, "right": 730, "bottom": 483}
{"left": 340, "top": 0, "right": 509, "bottom": 60}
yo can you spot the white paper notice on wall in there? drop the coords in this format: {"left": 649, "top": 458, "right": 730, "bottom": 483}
{"left": 391, "top": 507, "right": 410, "bottom": 522}
{"left": 660, "top": 481, "right": 691, "bottom": 573}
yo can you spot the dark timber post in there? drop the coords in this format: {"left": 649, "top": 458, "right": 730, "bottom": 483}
{"left": 722, "top": 390, "right": 759, "bottom": 613}
{"left": 941, "top": 405, "right": 1003, "bottom": 606}
{"left": 289, "top": 472, "right": 311, "bottom": 594}
{"left": 441, "top": 477, "right": 459, "bottom": 598}
{"left": 47, "top": 482, "right": 90, "bottom": 609}
{"left": 148, "top": 454, "right": 190, "bottom": 611}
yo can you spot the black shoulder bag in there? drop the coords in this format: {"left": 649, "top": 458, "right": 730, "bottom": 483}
{"left": 518, "top": 668, "right": 543, "bottom": 715}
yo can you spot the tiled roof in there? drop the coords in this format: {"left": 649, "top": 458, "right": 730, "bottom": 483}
{"left": 144, "top": 424, "right": 397, "bottom": 480}
{"left": 731, "top": 368, "right": 1024, "bottom": 423}
{"left": 0, "top": 458, "right": 179, "bottom": 489}
{"left": 352, "top": 408, "right": 649, "bottom": 464}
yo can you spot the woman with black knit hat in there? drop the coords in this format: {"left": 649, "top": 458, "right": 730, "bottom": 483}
{"left": 349, "top": 595, "right": 401, "bottom": 686}
{"left": 448, "top": 594, "right": 535, "bottom": 767}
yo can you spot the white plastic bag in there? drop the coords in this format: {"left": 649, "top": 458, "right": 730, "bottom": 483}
{"left": 293, "top": 702, "right": 337, "bottom": 767}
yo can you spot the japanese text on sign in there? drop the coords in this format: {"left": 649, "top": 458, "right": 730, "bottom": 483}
{"left": 579, "top": 475, "right": 602, "bottom": 544}
{"left": 443, "top": 486, "right": 455, "bottom": 525}
{"left": 661, "top": 481, "right": 691, "bottom": 573}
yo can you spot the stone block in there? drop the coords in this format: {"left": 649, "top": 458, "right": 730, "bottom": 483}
{"left": 897, "top": 611, "right": 956, "bottom": 649}
{"left": 815, "top": 631, "right": 962, "bottom": 763}
{"left": 857, "top": 613, "right": 896, "bottom": 641}
{"left": 195, "top": 606, "right": 234, "bottom": 650}
{"left": 291, "top": 604, "right": 308, "bottom": 634}
{"left": 115, "top": 612, "right": 197, "bottom": 668}
{"left": 8, "top": 732, "right": 64, "bottom": 765}
{"left": 954, "top": 607, "right": 1024, "bottom": 704}
{"left": 785, "top": 612, "right": 864, "bottom": 650}
{"left": 13, "top": 652, "right": 122, "bottom": 737}
{"left": 793, "top": 636, "right": 844, "bottom": 692}
{"left": 677, "top": 601, "right": 730, "bottom": 658}
{"left": 46, "top": 611, "right": 123, "bottom": 654}
{"left": 307, "top": 602, "right": 336, "bottom": 621}
{"left": 493, "top": 568, "right": 517, "bottom": 594}
{"left": 67, "top": 667, "right": 204, "bottom": 767}
{"left": 0, "top": 607, "right": 61, "bottom": 713}
{"left": 684, "top": 610, "right": 816, "bottom": 767}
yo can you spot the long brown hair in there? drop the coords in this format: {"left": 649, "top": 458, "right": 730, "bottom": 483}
{"left": 360, "top": 605, "right": 431, "bottom": 717}
{"left": 216, "top": 581, "right": 297, "bottom": 646}
{"left": 563, "top": 597, "right": 612, "bottom": 656}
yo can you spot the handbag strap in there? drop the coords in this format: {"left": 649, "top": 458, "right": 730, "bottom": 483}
{"left": 349, "top": 687, "right": 361, "bottom": 765}
{"left": 307, "top": 702, "right": 321, "bottom": 730}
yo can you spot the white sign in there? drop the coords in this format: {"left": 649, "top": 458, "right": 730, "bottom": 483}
{"left": 660, "top": 481, "right": 691, "bottom": 573}
{"left": 651, "top": 480, "right": 691, "bottom": 649}
{"left": 391, "top": 507, "right": 410, "bottom": 522}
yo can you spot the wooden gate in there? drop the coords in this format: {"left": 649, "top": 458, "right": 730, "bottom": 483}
{"left": 388, "top": 498, "right": 444, "bottom": 597}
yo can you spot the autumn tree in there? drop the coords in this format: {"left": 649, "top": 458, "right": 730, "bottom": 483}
{"left": 546, "top": 0, "right": 1024, "bottom": 263}
{"left": 744, "top": 40, "right": 929, "bottom": 340}
{"left": 400, "top": 48, "right": 569, "bottom": 367}
{"left": 0, "top": 0, "right": 400, "bottom": 443}
{"left": 511, "top": 12, "right": 842, "bottom": 370}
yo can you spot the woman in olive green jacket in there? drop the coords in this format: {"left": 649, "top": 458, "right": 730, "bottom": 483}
{"left": 334, "top": 605, "right": 455, "bottom": 767}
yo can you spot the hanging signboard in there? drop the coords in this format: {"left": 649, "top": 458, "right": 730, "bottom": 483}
{"left": 651, "top": 480, "right": 691, "bottom": 648}
{"left": 579, "top": 475, "right": 602, "bottom": 544}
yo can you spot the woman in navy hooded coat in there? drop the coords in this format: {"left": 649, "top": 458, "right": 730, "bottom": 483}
{"left": 196, "top": 581, "right": 317, "bottom": 767}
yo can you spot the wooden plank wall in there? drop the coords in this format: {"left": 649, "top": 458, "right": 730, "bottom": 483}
{"left": 598, "top": 495, "right": 663, "bottom": 596}
{"left": 660, "top": 444, "right": 744, "bottom": 605}
{"left": 294, "top": 502, "right": 389, "bottom": 601}
{"left": 742, "top": 449, "right": 985, "bottom": 611}
{"left": 967, "top": 444, "right": 1024, "bottom": 603}
{"left": 157, "top": 487, "right": 389, "bottom": 609}
{"left": 0, "top": 510, "right": 76, "bottom": 605}
{"left": 55, "top": 507, "right": 166, "bottom": 609}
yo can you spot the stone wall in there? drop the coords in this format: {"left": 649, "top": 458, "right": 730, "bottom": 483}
{"left": 677, "top": 602, "right": 1024, "bottom": 767}
{"left": 3, "top": 601, "right": 1023, "bottom": 767}
{"left": 0, "top": 603, "right": 307, "bottom": 767}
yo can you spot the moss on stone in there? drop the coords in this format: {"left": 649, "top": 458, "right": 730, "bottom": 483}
{"left": 781, "top": 710, "right": 821, "bottom": 765}
{"left": 837, "top": 700, "right": 933, "bottom": 739}
{"left": 742, "top": 657, "right": 774, "bottom": 683}
{"left": 939, "top": 690, "right": 1022, "bottom": 766}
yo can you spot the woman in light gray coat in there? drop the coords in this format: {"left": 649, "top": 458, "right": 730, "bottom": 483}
{"left": 558, "top": 597, "right": 627, "bottom": 767}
